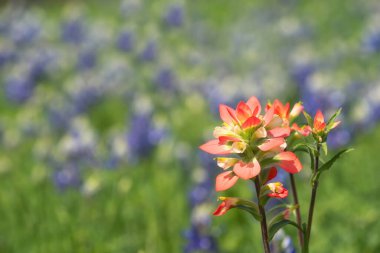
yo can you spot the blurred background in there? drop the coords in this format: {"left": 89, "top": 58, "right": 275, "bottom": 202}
{"left": 0, "top": 0, "right": 380, "bottom": 252}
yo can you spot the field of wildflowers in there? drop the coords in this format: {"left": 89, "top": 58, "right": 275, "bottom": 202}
{"left": 0, "top": 0, "right": 380, "bottom": 252}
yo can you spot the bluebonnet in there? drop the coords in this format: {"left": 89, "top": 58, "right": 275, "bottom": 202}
{"left": 184, "top": 225, "right": 218, "bottom": 253}
{"left": 327, "top": 127, "right": 352, "bottom": 149}
{"left": 53, "top": 163, "right": 82, "bottom": 191}
{"left": 76, "top": 47, "right": 98, "bottom": 71}
{"left": 291, "top": 63, "right": 315, "bottom": 88}
{"left": 61, "top": 17, "right": 86, "bottom": 44}
{"left": 184, "top": 152, "right": 219, "bottom": 253}
{"left": 59, "top": 120, "right": 97, "bottom": 163}
{"left": 139, "top": 40, "right": 157, "bottom": 62}
{"left": 10, "top": 15, "right": 41, "bottom": 46}
{"left": 0, "top": 46, "right": 17, "bottom": 68}
{"left": 188, "top": 153, "right": 215, "bottom": 208}
{"left": 47, "top": 105, "right": 74, "bottom": 131}
{"left": 27, "top": 49, "right": 56, "bottom": 80}
{"left": 164, "top": 4, "right": 184, "bottom": 27}
{"left": 271, "top": 230, "right": 296, "bottom": 253}
{"left": 154, "top": 68, "right": 177, "bottom": 92}
{"left": 116, "top": 30, "right": 134, "bottom": 52}
{"left": 362, "top": 30, "right": 380, "bottom": 53}
{"left": 4, "top": 76, "right": 35, "bottom": 104}
{"left": 126, "top": 112, "right": 165, "bottom": 162}
{"left": 71, "top": 85, "right": 102, "bottom": 114}
{"left": 296, "top": 75, "right": 345, "bottom": 115}
{"left": 188, "top": 180, "right": 213, "bottom": 208}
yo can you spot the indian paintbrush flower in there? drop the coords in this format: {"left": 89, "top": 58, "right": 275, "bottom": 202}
{"left": 265, "top": 182, "right": 288, "bottom": 199}
{"left": 309, "top": 109, "right": 341, "bottom": 143}
{"left": 199, "top": 96, "right": 302, "bottom": 191}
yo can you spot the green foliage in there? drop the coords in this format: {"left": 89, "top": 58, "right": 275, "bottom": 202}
{"left": 268, "top": 219, "right": 300, "bottom": 241}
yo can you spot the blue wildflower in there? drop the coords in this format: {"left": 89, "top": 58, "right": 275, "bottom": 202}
{"left": 164, "top": 4, "right": 184, "bottom": 27}
{"left": 116, "top": 30, "right": 134, "bottom": 52}
{"left": 139, "top": 40, "right": 157, "bottom": 62}
{"left": 4, "top": 76, "right": 35, "bottom": 104}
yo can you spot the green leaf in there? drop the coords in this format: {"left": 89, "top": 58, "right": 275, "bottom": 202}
{"left": 303, "top": 111, "right": 313, "bottom": 127}
{"left": 312, "top": 148, "right": 354, "bottom": 184}
{"left": 326, "top": 108, "right": 341, "bottom": 130}
{"left": 292, "top": 142, "right": 317, "bottom": 171}
{"left": 235, "top": 199, "right": 262, "bottom": 221}
{"left": 321, "top": 142, "right": 328, "bottom": 156}
{"left": 267, "top": 204, "right": 289, "bottom": 215}
{"left": 268, "top": 211, "right": 287, "bottom": 227}
{"left": 268, "top": 219, "right": 301, "bottom": 241}
{"left": 259, "top": 157, "right": 276, "bottom": 169}
{"left": 319, "top": 148, "right": 354, "bottom": 172}
{"left": 292, "top": 143, "right": 318, "bottom": 156}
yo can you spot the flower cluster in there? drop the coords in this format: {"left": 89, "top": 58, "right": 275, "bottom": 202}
{"left": 199, "top": 95, "right": 347, "bottom": 253}
{"left": 199, "top": 96, "right": 303, "bottom": 193}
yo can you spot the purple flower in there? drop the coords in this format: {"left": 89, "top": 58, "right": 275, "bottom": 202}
{"left": 362, "top": 30, "right": 380, "bottom": 53}
{"left": 291, "top": 64, "right": 315, "bottom": 88}
{"left": 61, "top": 18, "right": 86, "bottom": 44}
{"left": 77, "top": 48, "right": 97, "bottom": 71}
{"left": 28, "top": 50, "right": 56, "bottom": 80}
{"left": 139, "top": 40, "right": 157, "bottom": 62}
{"left": 63, "top": 127, "right": 96, "bottom": 162}
{"left": 184, "top": 226, "right": 218, "bottom": 253}
{"left": 126, "top": 113, "right": 157, "bottom": 162}
{"left": 164, "top": 4, "right": 184, "bottom": 27}
{"left": 116, "top": 30, "right": 134, "bottom": 52}
{"left": 327, "top": 128, "right": 352, "bottom": 149}
{"left": 271, "top": 230, "right": 296, "bottom": 253}
{"left": 154, "top": 68, "right": 177, "bottom": 92}
{"left": 71, "top": 86, "right": 102, "bottom": 114}
{"left": 53, "top": 163, "right": 82, "bottom": 190}
{"left": 10, "top": 17, "right": 41, "bottom": 45}
{"left": 188, "top": 181, "right": 212, "bottom": 207}
{"left": 0, "top": 47, "right": 17, "bottom": 68}
{"left": 4, "top": 76, "right": 35, "bottom": 104}
{"left": 47, "top": 106, "right": 74, "bottom": 131}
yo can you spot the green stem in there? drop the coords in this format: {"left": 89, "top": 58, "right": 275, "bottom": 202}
{"left": 305, "top": 145, "right": 321, "bottom": 252}
{"left": 254, "top": 177, "right": 271, "bottom": 253}
{"left": 289, "top": 173, "right": 304, "bottom": 249}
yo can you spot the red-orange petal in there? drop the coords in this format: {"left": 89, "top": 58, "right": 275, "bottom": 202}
{"left": 258, "top": 138, "right": 285, "bottom": 151}
{"left": 199, "top": 139, "right": 231, "bottom": 155}
{"left": 263, "top": 107, "right": 275, "bottom": 126}
{"left": 314, "top": 110, "right": 325, "bottom": 131}
{"left": 264, "top": 167, "right": 277, "bottom": 183}
{"left": 213, "top": 198, "right": 238, "bottom": 216}
{"left": 218, "top": 136, "right": 241, "bottom": 145}
{"left": 215, "top": 171, "right": 239, "bottom": 191}
{"left": 291, "top": 123, "right": 312, "bottom": 136}
{"left": 273, "top": 99, "right": 289, "bottom": 119}
{"left": 233, "top": 159, "right": 261, "bottom": 180}
{"left": 236, "top": 101, "right": 252, "bottom": 122}
{"left": 213, "top": 201, "right": 229, "bottom": 216}
{"left": 275, "top": 151, "right": 302, "bottom": 174}
{"left": 267, "top": 127, "right": 291, "bottom": 138}
{"left": 242, "top": 115, "right": 261, "bottom": 129}
{"left": 268, "top": 187, "right": 288, "bottom": 198}
{"left": 219, "top": 104, "right": 238, "bottom": 125}
{"left": 246, "top": 96, "right": 261, "bottom": 116}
